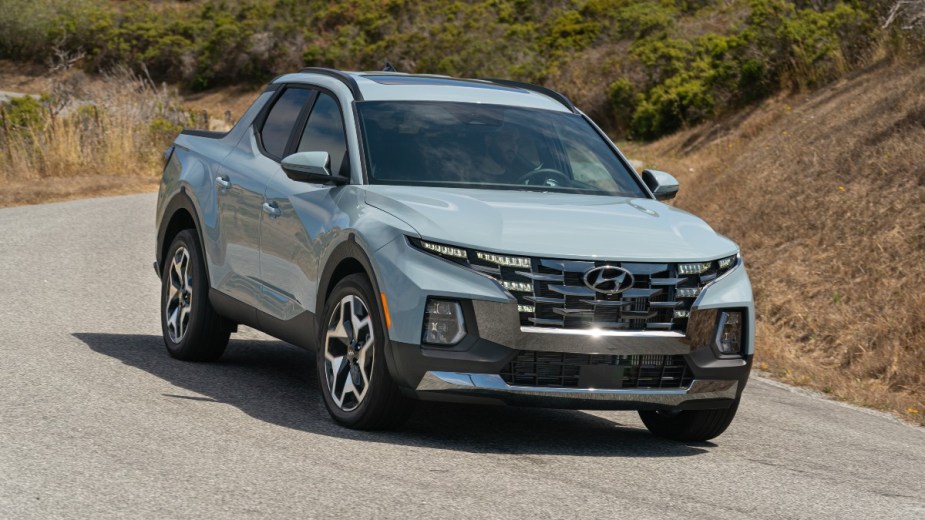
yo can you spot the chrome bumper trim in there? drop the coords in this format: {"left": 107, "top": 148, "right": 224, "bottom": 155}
{"left": 416, "top": 371, "right": 738, "bottom": 405}
{"left": 472, "top": 300, "right": 720, "bottom": 355}
{"left": 519, "top": 326, "right": 684, "bottom": 338}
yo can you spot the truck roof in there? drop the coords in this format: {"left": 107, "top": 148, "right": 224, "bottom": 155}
{"left": 271, "top": 69, "right": 576, "bottom": 114}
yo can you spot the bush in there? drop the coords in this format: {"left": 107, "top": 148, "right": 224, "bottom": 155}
{"left": 0, "top": 0, "right": 894, "bottom": 139}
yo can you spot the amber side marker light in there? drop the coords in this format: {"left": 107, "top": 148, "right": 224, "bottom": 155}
{"left": 380, "top": 292, "right": 392, "bottom": 329}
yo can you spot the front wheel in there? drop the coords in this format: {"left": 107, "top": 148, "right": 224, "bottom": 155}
{"left": 160, "top": 229, "right": 232, "bottom": 362}
{"left": 639, "top": 397, "right": 741, "bottom": 441}
{"left": 317, "top": 274, "right": 413, "bottom": 430}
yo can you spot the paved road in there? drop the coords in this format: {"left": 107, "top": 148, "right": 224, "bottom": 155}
{"left": 1, "top": 193, "right": 923, "bottom": 519}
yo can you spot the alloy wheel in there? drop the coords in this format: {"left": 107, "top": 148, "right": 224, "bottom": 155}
{"left": 165, "top": 246, "right": 193, "bottom": 343}
{"left": 324, "top": 295, "right": 375, "bottom": 412}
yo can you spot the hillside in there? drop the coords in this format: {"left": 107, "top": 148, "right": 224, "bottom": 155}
{"left": 1, "top": 1, "right": 923, "bottom": 423}
{"left": 625, "top": 59, "right": 925, "bottom": 423}
{"left": 0, "top": 0, "right": 899, "bottom": 139}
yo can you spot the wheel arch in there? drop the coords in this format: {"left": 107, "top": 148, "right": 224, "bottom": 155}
{"left": 317, "top": 235, "right": 400, "bottom": 378}
{"left": 157, "top": 190, "right": 209, "bottom": 285}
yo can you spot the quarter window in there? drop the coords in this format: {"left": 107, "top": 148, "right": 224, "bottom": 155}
{"left": 298, "top": 93, "right": 349, "bottom": 177}
{"left": 260, "top": 88, "right": 313, "bottom": 159}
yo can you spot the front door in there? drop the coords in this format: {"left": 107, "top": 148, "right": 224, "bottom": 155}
{"left": 214, "top": 86, "right": 315, "bottom": 309}
{"left": 259, "top": 90, "right": 351, "bottom": 322}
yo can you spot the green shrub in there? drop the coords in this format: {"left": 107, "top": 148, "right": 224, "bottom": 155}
{"left": 0, "top": 96, "right": 46, "bottom": 131}
{"left": 0, "top": 0, "right": 892, "bottom": 139}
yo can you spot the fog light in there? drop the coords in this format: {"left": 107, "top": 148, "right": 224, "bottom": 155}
{"left": 676, "top": 287, "right": 700, "bottom": 298}
{"left": 423, "top": 299, "right": 466, "bottom": 345}
{"left": 715, "top": 311, "right": 743, "bottom": 355}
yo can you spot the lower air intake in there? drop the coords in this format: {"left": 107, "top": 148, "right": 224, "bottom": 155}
{"left": 499, "top": 351, "right": 694, "bottom": 389}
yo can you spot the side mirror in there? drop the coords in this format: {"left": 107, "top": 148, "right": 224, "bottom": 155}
{"left": 281, "top": 151, "right": 347, "bottom": 185}
{"left": 641, "top": 169, "right": 679, "bottom": 201}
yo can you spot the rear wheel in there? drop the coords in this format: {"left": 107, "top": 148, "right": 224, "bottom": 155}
{"left": 160, "top": 229, "right": 232, "bottom": 361}
{"left": 317, "top": 274, "right": 413, "bottom": 430}
{"left": 639, "top": 397, "right": 741, "bottom": 442}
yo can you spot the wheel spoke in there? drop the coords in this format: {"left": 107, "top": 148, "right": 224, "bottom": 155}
{"left": 167, "top": 306, "right": 179, "bottom": 340}
{"left": 179, "top": 306, "right": 190, "bottom": 340}
{"left": 323, "top": 292, "right": 377, "bottom": 412}
{"left": 165, "top": 246, "right": 192, "bottom": 344}
{"left": 357, "top": 338, "right": 374, "bottom": 389}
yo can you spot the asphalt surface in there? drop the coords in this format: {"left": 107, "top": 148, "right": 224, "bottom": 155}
{"left": 1, "top": 193, "right": 923, "bottom": 519}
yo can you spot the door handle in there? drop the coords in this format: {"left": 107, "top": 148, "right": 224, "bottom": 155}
{"left": 262, "top": 201, "right": 282, "bottom": 218}
{"left": 215, "top": 175, "right": 232, "bottom": 190}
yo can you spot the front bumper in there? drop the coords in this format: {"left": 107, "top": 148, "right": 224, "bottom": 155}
{"left": 416, "top": 372, "right": 739, "bottom": 410}
{"left": 389, "top": 300, "right": 752, "bottom": 411}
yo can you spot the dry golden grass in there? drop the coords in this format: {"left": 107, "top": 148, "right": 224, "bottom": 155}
{"left": 0, "top": 61, "right": 263, "bottom": 208}
{"left": 0, "top": 68, "right": 195, "bottom": 207}
{"left": 624, "top": 59, "right": 925, "bottom": 425}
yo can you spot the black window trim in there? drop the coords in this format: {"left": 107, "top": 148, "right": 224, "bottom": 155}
{"left": 254, "top": 84, "right": 318, "bottom": 163}
{"left": 289, "top": 84, "right": 352, "bottom": 182}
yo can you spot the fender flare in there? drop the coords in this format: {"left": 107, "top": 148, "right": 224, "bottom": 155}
{"left": 316, "top": 234, "right": 401, "bottom": 379}
{"left": 156, "top": 188, "right": 208, "bottom": 284}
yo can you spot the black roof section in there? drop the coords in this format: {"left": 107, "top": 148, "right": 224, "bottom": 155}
{"left": 299, "top": 67, "right": 364, "bottom": 100}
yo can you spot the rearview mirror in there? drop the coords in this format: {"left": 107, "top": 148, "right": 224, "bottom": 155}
{"left": 281, "top": 151, "right": 347, "bottom": 185}
{"left": 641, "top": 169, "right": 679, "bottom": 201}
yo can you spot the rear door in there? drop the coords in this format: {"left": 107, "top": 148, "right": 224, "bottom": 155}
{"left": 259, "top": 89, "right": 351, "bottom": 323}
{"left": 213, "top": 85, "right": 316, "bottom": 308}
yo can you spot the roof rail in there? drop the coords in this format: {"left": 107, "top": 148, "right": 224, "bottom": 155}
{"left": 299, "top": 67, "right": 364, "bottom": 100}
{"left": 481, "top": 78, "right": 577, "bottom": 113}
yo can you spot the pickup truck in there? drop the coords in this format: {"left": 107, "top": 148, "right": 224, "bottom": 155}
{"left": 155, "top": 68, "right": 754, "bottom": 441}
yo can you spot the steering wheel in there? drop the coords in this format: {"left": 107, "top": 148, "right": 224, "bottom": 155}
{"left": 515, "top": 168, "right": 572, "bottom": 187}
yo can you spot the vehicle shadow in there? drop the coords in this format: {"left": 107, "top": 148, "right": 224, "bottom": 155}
{"left": 74, "top": 332, "right": 713, "bottom": 458}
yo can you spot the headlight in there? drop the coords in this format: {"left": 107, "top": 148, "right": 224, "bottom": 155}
{"left": 718, "top": 255, "right": 736, "bottom": 270}
{"left": 422, "top": 299, "right": 467, "bottom": 346}
{"left": 678, "top": 262, "right": 711, "bottom": 275}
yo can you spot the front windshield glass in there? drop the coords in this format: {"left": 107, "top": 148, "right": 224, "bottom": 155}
{"left": 357, "top": 101, "right": 646, "bottom": 197}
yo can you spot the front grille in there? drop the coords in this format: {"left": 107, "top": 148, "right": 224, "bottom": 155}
{"left": 409, "top": 238, "right": 736, "bottom": 333}
{"left": 500, "top": 351, "right": 694, "bottom": 389}
{"left": 470, "top": 256, "right": 724, "bottom": 333}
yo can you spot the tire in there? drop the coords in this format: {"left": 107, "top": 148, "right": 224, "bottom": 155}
{"left": 639, "top": 397, "right": 741, "bottom": 442}
{"left": 160, "top": 229, "right": 232, "bottom": 362}
{"left": 317, "top": 274, "right": 414, "bottom": 430}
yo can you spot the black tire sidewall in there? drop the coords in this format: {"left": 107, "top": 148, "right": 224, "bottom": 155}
{"left": 160, "top": 229, "right": 212, "bottom": 358}
{"left": 316, "top": 274, "right": 393, "bottom": 426}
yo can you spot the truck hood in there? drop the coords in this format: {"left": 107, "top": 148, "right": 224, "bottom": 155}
{"left": 364, "top": 186, "right": 738, "bottom": 261}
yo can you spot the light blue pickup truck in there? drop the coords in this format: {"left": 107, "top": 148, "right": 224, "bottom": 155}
{"left": 155, "top": 68, "right": 753, "bottom": 441}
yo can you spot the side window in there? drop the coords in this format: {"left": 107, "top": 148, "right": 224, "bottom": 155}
{"left": 298, "top": 93, "right": 349, "bottom": 177}
{"left": 260, "top": 88, "right": 313, "bottom": 159}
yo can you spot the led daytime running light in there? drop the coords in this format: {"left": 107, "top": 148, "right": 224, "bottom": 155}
{"left": 517, "top": 304, "right": 535, "bottom": 313}
{"left": 501, "top": 280, "right": 533, "bottom": 293}
{"left": 476, "top": 251, "right": 531, "bottom": 268}
{"left": 421, "top": 240, "right": 467, "bottom": 259}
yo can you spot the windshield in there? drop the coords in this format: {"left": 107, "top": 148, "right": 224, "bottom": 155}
{"left": 357, "top": 101, "right": 646, "bottom": 197}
